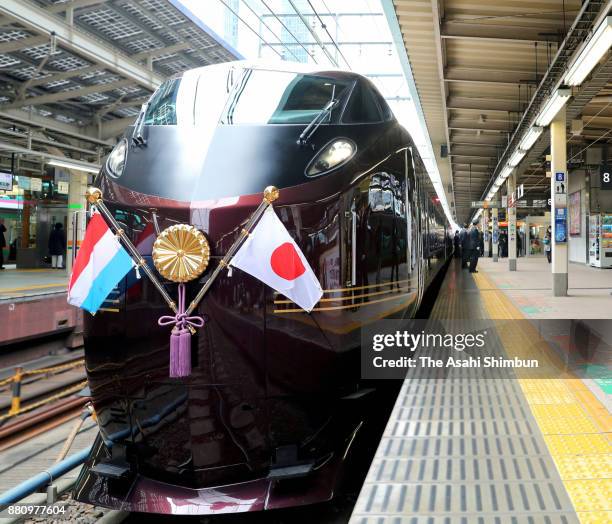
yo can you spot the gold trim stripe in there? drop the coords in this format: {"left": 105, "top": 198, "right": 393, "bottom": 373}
{"left": 274, "top": 290, "right": 414, "bottom": 313}
{"left": 274, "top": 285, "right": 411, "bottom": 304}
{"left": 273, "top": 278, "right": 411, "bottom": 297}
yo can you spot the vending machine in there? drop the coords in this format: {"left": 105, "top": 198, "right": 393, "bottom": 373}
{"left": 589, "top": 213, "right": 612, "bottom": 268}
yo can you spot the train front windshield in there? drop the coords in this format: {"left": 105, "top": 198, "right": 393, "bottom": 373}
{"left": 141, "top": 68, "right": 354, "bottom": 128}
{"left": 113, "top": 68, "right": 365, "bottom": 202}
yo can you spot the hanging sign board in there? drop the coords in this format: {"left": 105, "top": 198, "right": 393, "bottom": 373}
{"left": 18, "top": 176, "right": 31, "bottom": 190}
{"left": 0, "top": 171, "right": 13, "bottom": 191}
{"left": 30, "top": 177, "right": 42, "bottom": 192}
{"left": 471, "top": 201, "right": 501, "bottom": 208}
{"left": 57, "top": 181, "right": 69, "bottom": 194}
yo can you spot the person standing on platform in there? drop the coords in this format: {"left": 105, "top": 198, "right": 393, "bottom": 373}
{"left": 48, "top": 222, "right": 66, "bottom": 269}
{"left": 544, "top": 226, "right": 552, "bottom": 263}
{"left": 0, "top": 218, "right": 6, "bottom": 270}
{"left": 468, "top": 219, "right": 481, "bottom": 273}
{"left": 517, "top": 231, "right": 522, "bottom": 257}
{"left": 459, "top": 223, "right": 469, "bottom": 268}
{"left": 453, "top": 230, "right": 460, "bottom": 257}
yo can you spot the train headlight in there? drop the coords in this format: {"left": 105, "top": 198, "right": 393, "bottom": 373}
{"left": 306, "top": 138, "right": 356, "bottom": 177}
{"left": 105, "top": 139, "right": 128, "bottom": 178}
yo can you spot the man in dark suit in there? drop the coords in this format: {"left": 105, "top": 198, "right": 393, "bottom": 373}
{"left": 468, "top": 219, "right": 481, "bottom": 273}
{"left": 459, "top": 223, "right": 469, "bottom": 269}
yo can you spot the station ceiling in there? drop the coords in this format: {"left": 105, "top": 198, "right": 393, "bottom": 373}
{"left": 0, "top": 0, "right": 238, "bottom": 172}
{"left": 391, "top": 0, "right": 612, "bottom": 224}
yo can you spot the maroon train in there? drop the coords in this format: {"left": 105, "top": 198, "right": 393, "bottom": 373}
{"left": 74, "top": 62, "right": 451, "bottom": 515}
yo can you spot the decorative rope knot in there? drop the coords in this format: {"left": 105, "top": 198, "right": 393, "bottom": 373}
{"left": 158, "top": 283, "right": 204, "bottom": 331}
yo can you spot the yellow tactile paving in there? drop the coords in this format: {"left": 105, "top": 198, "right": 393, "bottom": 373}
{"left": 544, "top": 434, "right": 611, "bottom": 455}
{"left": 575, "top": 511, "right": 612, "bottom": 524}
{"left": 554, "top": 455, "right": 612, "bottom": 480}
{"left": 564, "top": 479, "right": 611, "bottom": 512}
{"left": 473, "top": 269, "right": 612, "bottom": 524}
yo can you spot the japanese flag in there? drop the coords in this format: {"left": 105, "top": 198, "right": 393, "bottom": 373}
{"left": 230, "top": 207, "right": 323, "bottom": 312}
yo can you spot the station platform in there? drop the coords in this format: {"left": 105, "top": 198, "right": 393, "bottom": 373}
{"left": 350, "top": 258, "right": 611, "bottom": 524}
{"left": 0, "top": 267, "right": 68, "bottom": 301}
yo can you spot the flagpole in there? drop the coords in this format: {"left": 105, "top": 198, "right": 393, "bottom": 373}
{"left": 184, "top": 186, "right": 279, "bottom": 316}
{"left": 85, "top": 187, "right": 177, "bottom": 313}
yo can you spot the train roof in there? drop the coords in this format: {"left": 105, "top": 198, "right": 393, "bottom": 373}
{"left": 175, "top": 60, "right": 371, "bottom": 83}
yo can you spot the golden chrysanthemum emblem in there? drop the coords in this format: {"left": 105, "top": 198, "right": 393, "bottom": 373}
{"left": 152, "top": 224, "right": 210, "bottom": 283}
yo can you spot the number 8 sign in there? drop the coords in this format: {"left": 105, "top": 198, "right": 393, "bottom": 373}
{"left": 601, "top": 163, "right": 612, "bottom": 190}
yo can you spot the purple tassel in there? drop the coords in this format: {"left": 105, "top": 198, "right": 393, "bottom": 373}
{"left": 176, "top": 328, "right": 192, "bottom": 377}
{"left": 159, "top": 284, "right": 203, "bottom": 378}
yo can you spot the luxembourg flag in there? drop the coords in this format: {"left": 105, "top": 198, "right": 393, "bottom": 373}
{"left": 68, "top": 213, "right": 134, "bottom": 313}
{"left": 230, "top": 207, "right": 323, "bottom": 312}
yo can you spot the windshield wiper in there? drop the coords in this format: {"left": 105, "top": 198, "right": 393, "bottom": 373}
{"left": 131, "top": 102, "right": 148, "bottom": 147}
{"left": 297, "top": 87, "right": 339, "bottom": 147}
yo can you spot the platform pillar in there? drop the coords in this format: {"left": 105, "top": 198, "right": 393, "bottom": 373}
{"left": 551, "top": 106, "right": 568, "bottom": 296}
{"left": 492, "top": 207, "right": 499, "bottom": 262}
{"left": 507, "top": 171, "right": 517, "bottom": 271}
{"left": 66, "top": 171, "right": 88, "bottom": 274}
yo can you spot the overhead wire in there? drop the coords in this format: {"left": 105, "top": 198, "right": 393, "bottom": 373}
{"left": 259, "top": 0, "right": 319, "bottom": 64}
{"left": 305, "top": 0, "right": 351, "bottom": 68}
{"left": 218, "top": 0, "right": 284, "bottom": 59}
{"left": 286, "top": 0, "right": 338, "bottom": 66}
{"left": 239, "top": 0, "right": 302, "bottom": 62}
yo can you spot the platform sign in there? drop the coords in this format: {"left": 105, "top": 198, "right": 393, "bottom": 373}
{"left": 555, "top": 208, "right": 567, "bottom": 243}
{"left": 501, "top": 195, "right": 507, "bottom": 208}
{"left": 554, "top": 172, "right": 567, "bottom": 208}
{"left": 517, "top": 184, "right": 524, "bottom": 199}
{"left": 601, "top": 163, "right": 612, "bottom": 190}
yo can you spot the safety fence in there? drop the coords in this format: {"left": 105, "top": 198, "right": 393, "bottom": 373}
{"left": 0, "top": 359, "right": 85, "bottom": 421}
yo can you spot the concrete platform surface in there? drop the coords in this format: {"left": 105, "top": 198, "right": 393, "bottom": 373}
{"left": 477, "top": 256, "right": 612, "bottom": 319}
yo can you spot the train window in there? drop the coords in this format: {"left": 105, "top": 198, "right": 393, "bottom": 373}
{"left": 144, "top": 78, "right": 181, "bottom": 125}
{"left": 144, "top": 74, "right": 198, "bottom": 126}
{"left": 372, "top": 89, "right": 393, "bottom": 121}
{"left": 342, "top": 82, "right": 383, "bottom": 124}
{"left": 221, "top": 69, "right": 352, "bottom": 125}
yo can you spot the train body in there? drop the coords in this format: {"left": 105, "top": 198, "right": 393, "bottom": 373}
{"left": 74, "top": 62, "right": 451, "bottom": 514}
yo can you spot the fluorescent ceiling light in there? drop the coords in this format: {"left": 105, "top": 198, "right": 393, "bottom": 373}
{"left": 508, "top": 149, "right": 527, "bottom": 167}
{"left": 565, "top": 16, "right": 612, "bottom": 86}
{"left": 47, "top": 159, "right": 100, "bottom": 174}
{"left": 518, "top": 126, "right": 543, "bottom": 151}
{"left": 535, "top": 88, "right": 572, "bottom": 126}
{"left": 500, "top": 165, "right": 513, "bottom": 180}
